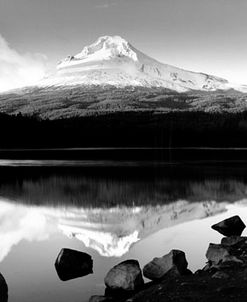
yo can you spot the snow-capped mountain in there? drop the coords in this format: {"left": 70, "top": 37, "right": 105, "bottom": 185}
{"left": 41, "top": 35, "right": 234, "bottom": 92}
{"left": 1, "top": 35, "right": 246, "bottom": 119}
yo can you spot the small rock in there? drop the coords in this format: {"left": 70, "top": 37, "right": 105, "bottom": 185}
{"left": 55, "top": 248, "right": 93, "bottom": 281}
{"left": 0, "top": 273, "right": 8, "bottom": 302}
{"left": 212, "top": 271, "right": 229, "bottom": 279}
{"left": 206, "top": 243, "right": 230, "bottom": 264}
{"left": 104, "top": 260, "right": 144, "bottom": 292}
{"left": 221, "top": 236, "right": 246, "bottom": 247}
{"left": 89, "top": 296, "right": 113, "bottom": 302}
{"left": 202, "top": 263, "right": 211, "bottom": 271}
{"left": 143, "top": 249, "right": 188, "bottom": 281}
{"left": 211, "top": 215, "right": 246, "bottom": 237}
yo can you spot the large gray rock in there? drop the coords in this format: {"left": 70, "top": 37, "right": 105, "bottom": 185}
{"left": 55, "top": 248, "right": 93, "bottom": 281}
{"left": 104, "top": 260, "right": 144, "bottom": 292}
{"left": 206, "top": 243, "right": 230, "bottom": 264}
{"left": 143, "top": 249, "right": 188, "bottom": 281}
{"left": 0, "top": 273, "right": 8, "bottom": 302}
{"left": 211, "top": 215, "right": 246, "bottom": 237}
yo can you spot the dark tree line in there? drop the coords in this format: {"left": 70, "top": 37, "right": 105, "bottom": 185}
{"left": 1, "top": 111, "right": 247, "bottom": 149}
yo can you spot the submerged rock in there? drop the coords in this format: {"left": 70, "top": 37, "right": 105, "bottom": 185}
{"left": 104, "top": 260, "right": 144, "bottom": 293}
{"left": 143, "top": 249, "right": 188, "bottom": 281}
{"left": 211, "top": 216, "right": 246, "bottom": 237}
{"left": 0, "top": 273, "right": 8, "bottom": 302}
{"left": 55, "top": 248, "right": 93, "bottom": 281}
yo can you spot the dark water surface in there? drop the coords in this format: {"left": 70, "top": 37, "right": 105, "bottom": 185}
{"left": 1, "top": 157, "right": 247, "bottom": 301}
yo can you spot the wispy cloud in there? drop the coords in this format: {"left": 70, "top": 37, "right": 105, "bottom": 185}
{"left": 0, "top": 34, "right": 47, "bottom": 92}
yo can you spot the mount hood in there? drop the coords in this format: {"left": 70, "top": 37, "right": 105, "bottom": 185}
{"left": 41, "top": 35, "right": 238, "bottom": 92}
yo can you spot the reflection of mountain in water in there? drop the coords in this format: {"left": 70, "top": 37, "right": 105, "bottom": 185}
{"left": 0, "top": 169, "right": 247, "bottom": 258}
{"left": 57, "top": 200, "right": 225, "bottom": 256}
{"left": 0, "top": 199, "right": 227, "bottom": 260}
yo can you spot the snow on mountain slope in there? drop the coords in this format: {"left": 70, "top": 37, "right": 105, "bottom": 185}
{"left": 40, "top": 35, "right": 233, "bottom": 92}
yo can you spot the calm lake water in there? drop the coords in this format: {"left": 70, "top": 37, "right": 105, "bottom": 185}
{"left": 1, "top": 159, "right": 247, "bottom": 301}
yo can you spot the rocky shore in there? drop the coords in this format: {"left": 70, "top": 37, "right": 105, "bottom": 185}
{"left": 1, "top": 215, "right": 247, "bottom": 302}
{"left": 88, "top": 215, "right": 247, "bottom": 302}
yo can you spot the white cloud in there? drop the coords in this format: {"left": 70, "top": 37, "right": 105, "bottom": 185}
{"left": 0, "top": 34, "right": 47, "bottom": 92}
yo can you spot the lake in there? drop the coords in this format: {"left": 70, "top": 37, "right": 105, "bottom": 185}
{"left": 1, "top": 157, "right": 247, "bottom": 301}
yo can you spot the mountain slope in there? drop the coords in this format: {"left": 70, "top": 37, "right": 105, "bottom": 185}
{"left": 0, "top": 85, "right": 247, "bottom": 119}
{"left": 40, "top": 35, "right": 234, "bottom": 92}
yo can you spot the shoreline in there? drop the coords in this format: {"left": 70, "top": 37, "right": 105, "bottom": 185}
{"left": 87, "top": 215, "right": 247, "bottom": 302}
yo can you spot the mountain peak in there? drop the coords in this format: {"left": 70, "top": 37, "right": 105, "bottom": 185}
{"left": 88, "top": 35, "right": 130, "bottom": 50}
{"left": 79, "top": 35, "right": 138, "bottom": 60}
{"left": 57, "top": 35, "right": 138, "bottom": 69}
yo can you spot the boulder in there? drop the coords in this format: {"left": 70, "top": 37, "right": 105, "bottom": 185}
{"left": 0, "top": 273, "right": 8, "bottom": 302}
{"left": 143, "top": 249, "right": 188, "bottom": 281}
{"left": 55, "top": 248, "right": 93, "bottom": 281}
{"left": 206, "top": 243, "right": 230, "bottom": 264}
{"left": 104, "top": 260, "right": 144, "bottom": 293}
{"left": 221, "top": 236, "right": 246, "bottom": 247}
{"left": 211, "top": 216, "right": 246, "bottom": 237}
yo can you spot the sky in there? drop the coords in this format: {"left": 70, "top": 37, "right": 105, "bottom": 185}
{"left": 0, "top": 0, "right": 247, "bottom": 91}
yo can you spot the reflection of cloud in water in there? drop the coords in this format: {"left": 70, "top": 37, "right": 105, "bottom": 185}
{"left": 0, "top": 201, "right": 50, "bottom": 262}
{"left": 0, "top": 199, "right": 228, "bottom": 260}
